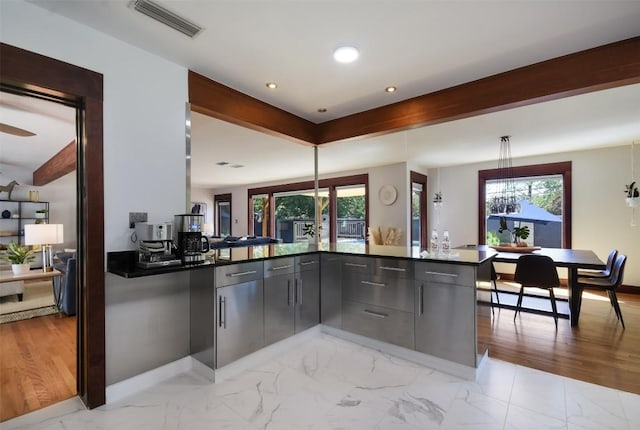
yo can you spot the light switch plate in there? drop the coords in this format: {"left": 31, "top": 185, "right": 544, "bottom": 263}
{"left": 129, "top": 212, "right": 147, "bottom": 228}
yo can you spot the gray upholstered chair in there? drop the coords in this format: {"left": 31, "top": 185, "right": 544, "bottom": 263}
{"left": 578, "top": 254, "right": 627, "bottom": 329}
{"left": 513, "top": 254, "right": 561, "bottom": 328}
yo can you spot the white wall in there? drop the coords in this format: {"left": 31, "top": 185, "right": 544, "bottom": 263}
{"left": 428, "top": 145, "right": 640, "bottom": 286}
{"left": 1, "top": 1, "right": 190, "bottom": 385}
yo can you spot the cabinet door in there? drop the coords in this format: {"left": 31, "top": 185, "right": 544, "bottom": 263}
{"left": 295, "top": 258, "right": 320, "bottom": 333}
{"left": 264, "top": 274, "right": 295, "bottom": 346}
{"left": 216, "top": 280, "right": 264, "bottom": 368}
{"left": 320, "top": 254, "right": 342, "bottom": 328}
{"left": 414, "top": 281, "right": 475, "bottom": 367}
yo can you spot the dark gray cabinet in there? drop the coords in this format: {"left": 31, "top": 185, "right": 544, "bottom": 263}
{"left": 295, "top": 254, "right": 320, "bottom": 332}
{"left": 215, "top": 261, "right": 264, "bottom": 368}
{"left": 264, "top": 257, "right": 295, "bottom": 346}
{"left": 320, "top": 253, "right": 342, "bottom": 329}
{"left": 414, "top": 261, "right": 476, "bottom": 367}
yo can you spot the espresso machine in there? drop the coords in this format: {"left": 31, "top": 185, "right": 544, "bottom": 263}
{"left": 135, "top": 222, "right": 182, "bottom": 268}
{"left": 174, "top": 214, "right": 210, "bottom": 264}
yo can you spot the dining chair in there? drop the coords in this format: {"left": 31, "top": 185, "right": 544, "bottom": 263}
{"left": 578, "top": 254, "right": 627, "bottom": 329}
{"left": 490, "top": 263, "right": 500, "bottom": 314}
{"left": 577, "top": 249, "right": 617, "bottom": 279}
{"left": 513, "top": 254, "right": 561, "bottom": 328}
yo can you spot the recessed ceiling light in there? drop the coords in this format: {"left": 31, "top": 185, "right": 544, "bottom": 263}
{"left": 317, "top": 108, "right": 327, "bottom": 113}
{"left": 266, "top": 82, "right": 278, "bottom": 89}
{"left": 230, "top": 164, "right": 244, "bottom": 168}
{"left": 385, "top": 86, "right": 397, "bottom": 93}
{"left": 216, "top": 161, "right": 229, "bottom": 166}
{"left": 333, "top": 46, "right": 359, "bottom": 63}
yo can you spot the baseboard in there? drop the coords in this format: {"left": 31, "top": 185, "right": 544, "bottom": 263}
{"left": 106, "top": 356, "right": 192, "bottom": 404}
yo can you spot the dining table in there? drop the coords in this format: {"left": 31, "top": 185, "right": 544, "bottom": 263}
{"left": 476, "top": 245, "right": 606, "bottom": 326}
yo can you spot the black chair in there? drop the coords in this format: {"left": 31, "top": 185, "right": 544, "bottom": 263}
{"left": 578, "top": 254, "right": 627, "bottom": 329}
{"left": 490, "top": 263, "right": 500, "bottom": 314}
{"left": 577, "top": 249, "right": 617, "bottom": 279}
{"left": 513, "top": 254, "right": 561, "bottom": 328}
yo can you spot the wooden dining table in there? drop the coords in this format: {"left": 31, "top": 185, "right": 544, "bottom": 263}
{"left": 476, "top": 245, "right": 605, "bottom": 326}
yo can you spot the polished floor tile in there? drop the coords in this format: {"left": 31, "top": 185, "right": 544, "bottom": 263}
{"left": 4, "top": 334, "right": 640, "bottom": 430}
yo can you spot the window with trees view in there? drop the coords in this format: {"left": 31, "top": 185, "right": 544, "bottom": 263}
{"left": 478, "top": 162, "right": 572, "bottom": 248}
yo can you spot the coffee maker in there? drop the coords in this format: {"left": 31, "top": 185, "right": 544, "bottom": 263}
{"left": 174, "top": 214, "right": 210, "bottom": 264}
{"left": 135, "top": 222, "right": 181, "bottom": 269}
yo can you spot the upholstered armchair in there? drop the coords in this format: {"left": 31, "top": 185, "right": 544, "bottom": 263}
{"left": 53, "top": 252, "right": 76, "bottom": 316}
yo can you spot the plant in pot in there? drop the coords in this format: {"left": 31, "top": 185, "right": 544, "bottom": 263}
{"left": 35, "top": 208, "right": 48, "bottom": 219}
{"left": 625, "top": 181, "right": 640, "bottom": 207}
{"left": 498, "top": 217, "right": 530, "bottom": 247}
{"left": 302, "top": 223, "right": 316, "bottom": 244}
{"left": 2, "top": 241, "right": 35, "bottom": 275}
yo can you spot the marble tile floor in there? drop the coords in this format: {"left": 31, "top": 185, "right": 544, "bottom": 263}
{"left": 4, "top": 334, "right": 640, "bottom": 430}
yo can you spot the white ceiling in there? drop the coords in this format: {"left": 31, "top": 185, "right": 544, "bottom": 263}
{"left": 4, "top": 1, "right": 640, "bottom": 188}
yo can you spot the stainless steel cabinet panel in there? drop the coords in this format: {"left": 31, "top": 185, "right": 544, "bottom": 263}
{"left": 415, "top": 261, "right": 475, "bottom": 286}
{"left": 342, "top": 273, "right": 414, "bottom": 313}
{"left": 321, "top": 253, "right": 342, "bottom": 329}
{"left": 264, "top": 273, "right": 295, "bottom": 346}
{"left": 215, "top": 279, "right": 264, "bottom": 368}
{"left": 341, "top": 255, "right": 374, "bottom": 275}
{"left": 374, "top": 258, "right": 414, "bottom": 279}
{"left": 414, "top": 280, "right": 476, "bottom": 367}
{"left": 264, "top": 257, "right": 295, "bottom": 278}
{"left": 295, "top": 255, "right": 320, "bottom": 332}
{"left": 215, "top": 261, "right": 263, "bottom": 288}
{"left": 341, "top": 300, "right": 414, "bottom": 350}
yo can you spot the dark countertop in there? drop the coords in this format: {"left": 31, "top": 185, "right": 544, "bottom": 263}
{"left": 108, "top": 243, "right": 496, "bottom": 278}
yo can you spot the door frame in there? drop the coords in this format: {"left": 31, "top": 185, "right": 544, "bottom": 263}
{"left": 1, "top": 43, "right": 106, "bottom": 408}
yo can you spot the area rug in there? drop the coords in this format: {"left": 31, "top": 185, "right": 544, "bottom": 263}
{"left": 0, "top": 280, "right": 57, "bottom": 323}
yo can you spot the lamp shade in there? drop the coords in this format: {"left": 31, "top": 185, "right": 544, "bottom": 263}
{"left": 24, "top": 224, "right": 64, "bottom": 245}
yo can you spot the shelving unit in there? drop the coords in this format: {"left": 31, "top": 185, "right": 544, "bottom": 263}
{"left": 0, "top": 199, "right": 49, "bottom": 246}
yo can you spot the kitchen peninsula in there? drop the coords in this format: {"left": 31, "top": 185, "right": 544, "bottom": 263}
{"left": 108, "top": 243, "right": 495, "bottom": 381}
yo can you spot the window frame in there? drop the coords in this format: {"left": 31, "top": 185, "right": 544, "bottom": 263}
{"left": 214, "top": 193, "right": 232, "bottom": 236}
{"left": 478, "top": 161, "right": 572, "bottom": 248}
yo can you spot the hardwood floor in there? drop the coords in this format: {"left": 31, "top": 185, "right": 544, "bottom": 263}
{"left": 478, "top": 285, "right": 640, "bottom": 395}
{"left": 0, "top": 313, "right": 76, "bottom": 422}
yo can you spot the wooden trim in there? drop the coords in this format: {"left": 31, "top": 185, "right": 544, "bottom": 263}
{"left": 315, "top": 37, "right": 640, "bottom": 143}
{"left": 478, "top": 161, "right": 572, "bottom": 248}
{"left": 188, "top": 71, "right": 317, "bottom": 145}
{"left": 410, "top": 171, "right": 429, "bottom": 248}
{"left": 0, "top": 43, "right": 105, "bottom": 409}
{"left": 33, "top": 140, "right": 77, "bottom": 186}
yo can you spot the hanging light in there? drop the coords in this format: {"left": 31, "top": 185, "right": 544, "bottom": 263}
{"left": 490, "top": 136, "right": 518, "bottom": 214}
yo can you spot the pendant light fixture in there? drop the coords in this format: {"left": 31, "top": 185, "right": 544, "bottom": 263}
{"left": 490, "top": 135, "right": 518, "bottom": 214}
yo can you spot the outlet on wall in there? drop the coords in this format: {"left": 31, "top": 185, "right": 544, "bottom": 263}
{"left": 129, "top": 212, "right": 148, "bottom": 228}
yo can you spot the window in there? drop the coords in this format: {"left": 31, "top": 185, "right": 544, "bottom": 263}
{"left": 478, "top": 162, "right": 572, "bottom": 247}
{"left": 410, "top": 171, "right": 428, "bottom": 248}
{"left": 336, "top": 185, "right": 366, "bottom": 243}
{"left": 214, "top": 193, "right": 232, "bottom": 237}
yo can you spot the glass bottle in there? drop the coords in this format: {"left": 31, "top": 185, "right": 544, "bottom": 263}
{"left": 430, "top": 229, "right": 439, "bottom": 254}
{"left": 442, "top": 230, "right": 451, "bottom": 254}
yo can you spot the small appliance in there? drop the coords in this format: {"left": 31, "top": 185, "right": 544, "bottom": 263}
{"left": 174, "top": 214, "right": 210, "bottom": 264}
{"left": 135, "top": 222, "right": 181, "bottom": 269}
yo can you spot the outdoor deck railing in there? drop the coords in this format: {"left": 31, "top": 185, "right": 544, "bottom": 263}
{"left": 292, "top": 219, "right": 365, "bottom": 241}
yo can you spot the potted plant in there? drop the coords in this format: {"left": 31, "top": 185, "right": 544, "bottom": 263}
{"left": 302, "top": 223, "right": 316, "bottom": 244}
{"left": 498, "top": 217, "right": 530, "bottom": 247}
{"left": 1, "top": 241, "right": 35, "bottom": 275}
{"left": 625, "top": 181, "right": 639, "bottom": 207}
{"left": 35, "top": 208, "right": 48, "bottom": 219}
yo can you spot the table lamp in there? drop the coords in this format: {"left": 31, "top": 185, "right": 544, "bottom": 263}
{"left": 24, "top": 224, "right": 64, "bottom": 272}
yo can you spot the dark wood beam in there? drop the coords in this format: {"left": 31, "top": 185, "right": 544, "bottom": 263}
{"left": 188, "top": 71, "right": 317, "bottom": 145}
{"left": 316, "top": 36, "right": 640, "bottom": 143}
{"left": 33, "top": 140, "right": 77, "bottom": 186}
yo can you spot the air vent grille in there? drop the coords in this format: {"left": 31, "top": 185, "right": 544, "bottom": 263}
{"left": 133, "top": 0, "right": 202, "bottom": 38}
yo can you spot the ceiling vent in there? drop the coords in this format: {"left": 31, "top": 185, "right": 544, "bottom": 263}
{"left": 132, "top": 0, "right": 202, "bottom": 38}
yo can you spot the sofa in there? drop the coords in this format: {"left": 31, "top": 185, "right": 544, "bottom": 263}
{"left": 209, "top": 236, "right": 281, "bottom": 249}
{"left": 53, "top": 251, "right": 76, "bottom": 315}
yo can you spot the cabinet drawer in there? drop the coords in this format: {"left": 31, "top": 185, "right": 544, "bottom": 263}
{"left": 343, "top": 273, "right": 414, "bottom": 312}
{"left": 342, "top": 300, "right": 414, "bottom": 350}
{"left": 264, "top": 257, "right": 295, "bottom": 278}
{"left": 414, "top": 261, "right": 475, "bottom": 286}
{"left": 296, "top": 254, "right": 319, "bottom": 272}
{"left": 215, "top": 261, "right": 264, "bottom": 288}
{"left": 341, "top": 256, "right": 374, "bottom": 274}
{"left": 374, "top": 258, "right": 413, "bottom": 279}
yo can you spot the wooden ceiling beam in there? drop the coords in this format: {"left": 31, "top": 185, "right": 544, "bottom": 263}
{"left": 33, "top": 140, "right": 76, "bottom": 186}
{"left": 188, "top": 36, "right": 640, "bottom": 145}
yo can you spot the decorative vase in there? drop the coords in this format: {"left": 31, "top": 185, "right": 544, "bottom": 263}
{"left": 11, "top": 263, "right": 30, "bottom": 275}
{"left": 626, "top": 197, "right": 640, "bottom": 208}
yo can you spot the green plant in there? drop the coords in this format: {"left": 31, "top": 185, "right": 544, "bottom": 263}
{"left": 498, "top": 217, "right": 530, "bottom": 244}
{"left": 625, "top": 181, "right": 639, "bottom": 198}
{"left": 36, "top": 208, "right": 48, "bottom": 213}
{"left": 1, "top": 241, "right": 35, "bottom": 264}
{"left": 302, "top": 223, "right": 315, "bottom": 238}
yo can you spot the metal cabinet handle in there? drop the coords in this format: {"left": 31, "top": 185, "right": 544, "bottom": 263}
{"left": 418, "top": 284, "right": 424, "bottom": 316}
{"left": 269, "top": 265, "right": 292, "bottom": 271}
{"left": 363, "top": 309, "right": 388, "bottom": 318}
{"left": 297, "top": 278, "right": 303, "bottom": 305}
{"left": 218, "top": 296, "right": 226, "bottom": 328}
{"left": 300, "top": 261, "right": 317, "bottom": 266}
{"left": 361, "top": 280, "right": 386, "bottom": 287}
{"left": 345, "top": 262, "right": 367, "bottom": 268}
{"left": 287, "top": 279, "right": 292, "bottom": 306}
{"left": 424, "top": 271, "right": 458, "bottom": 278}
{"left": 380, "top": 266, "right": 406, "bottom": 272}
{"left": 227, "top": 270, "right": 257, "bottom": 277}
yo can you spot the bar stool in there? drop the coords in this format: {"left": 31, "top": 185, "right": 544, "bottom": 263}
{"left": 578, "top": 254, "right": 627, "bottom": 329}
{"left": 513, "top": 254, "right": 561, "bottom": 328}
{"left": 577, "top": 249, "right": 617, "bottom": 279}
